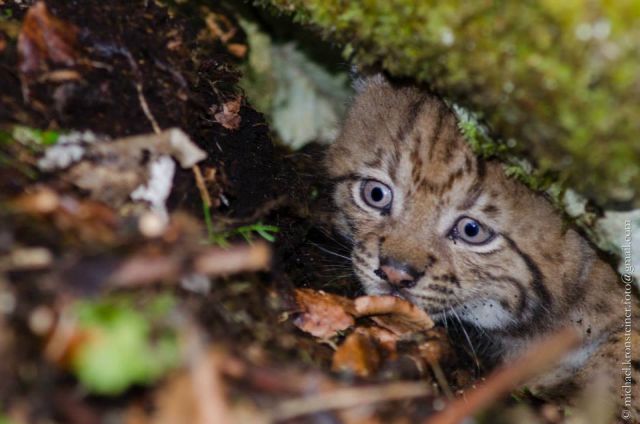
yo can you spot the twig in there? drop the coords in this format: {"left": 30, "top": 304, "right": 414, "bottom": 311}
{"left": 428, "top": 358, "right": 455, "bottom": 400}
{"left": 183, "top": 323, "right": 233, "bottom": 424}
{"left": 109, "top": 253, "right": 182, "bottom": 287}
{"left": 0, "top": 247, "right": 53, "bottom": 272}
{"left": 270, "top": 381, "right": 431, "bottom": 421}
{"left": 424, "top": 327, "right": 582, "bottom": 424}
{"left": 192, "top": 164, "right": 216, "bottom": 240}
{"left": 119, "top": 47, "right": 161, "bottom": 134}
{"left": 194, "top": 242, "right": 271, "bottom": 276}
{"left": 192, "top": 164, "right": 212, "bottom": 208}
{"left": 135, "top": 81, "right": 161, "bottom": 134}
{"left": 109, "top": 242, "right": 271, "bottom": 287}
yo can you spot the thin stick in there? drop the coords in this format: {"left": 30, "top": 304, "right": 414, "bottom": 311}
{"left": 428, "top": 359, "right": 455, "bottom": 400}
{"left": 109, "top": 242, "right": 271, "bottom": 287}
{"left": 270, "top": 381, "right": 431, "bottom": 421}
{"left": 183, "top": 325, "right": 233, "bottom": 424}
{"left": 424, "top": 327, "right": 582, "bottom": 424}
{"left": 135, "top": 81, "right": 161, "bottom": 134}
{"left": 194, "top": 242, "right": 271, "bottom": 276}
{"left": 108, "top": 46, "right": 161, "bottom": 135}
{"left": 192, "top": 164, "right": 212, "bottom": 208}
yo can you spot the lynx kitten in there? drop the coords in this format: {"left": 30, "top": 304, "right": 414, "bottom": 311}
{"left": 327, "top": 76, "right": 639, "bottom": 421}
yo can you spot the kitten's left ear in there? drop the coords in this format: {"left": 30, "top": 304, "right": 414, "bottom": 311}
{"left": 350, "top": 65, "right": 390, "bottom": 93}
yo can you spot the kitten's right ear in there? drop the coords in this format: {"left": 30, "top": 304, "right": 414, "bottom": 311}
{"left": 350, "top": 66, "right": 389, "bottom": 93}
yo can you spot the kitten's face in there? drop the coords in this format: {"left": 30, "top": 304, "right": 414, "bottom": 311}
{"left": 327, "top": 79, "right": 580, "bottom": 331}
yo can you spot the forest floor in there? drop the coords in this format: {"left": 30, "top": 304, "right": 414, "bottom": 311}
{"left": 0, "top": 2, "right": 582, "bottom": 423}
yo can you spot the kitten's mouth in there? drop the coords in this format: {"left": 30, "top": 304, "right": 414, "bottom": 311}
{"left": 386, "top": 287, "right": 420, "bottom": 306}
{"left": 388, "top": 287, "right": 406, "bottom": 299}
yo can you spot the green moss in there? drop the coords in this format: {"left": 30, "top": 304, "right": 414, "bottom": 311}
{"left": 257, "top": 0, "right": 640, "bottom": 207}
{"left": 453, "top": 105, "right": 508, "bottom": 160}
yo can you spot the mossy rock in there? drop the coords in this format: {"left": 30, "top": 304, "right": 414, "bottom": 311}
{"left": 257, "top": 0, "right": 640, "bottom": 208}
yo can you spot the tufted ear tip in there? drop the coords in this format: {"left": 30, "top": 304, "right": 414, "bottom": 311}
{"left": 351, "top": 66, "right": 389, "bottom": 93}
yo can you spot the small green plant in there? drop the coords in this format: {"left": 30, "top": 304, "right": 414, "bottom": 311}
{"left": 12, "top": 126, "right": 60, "bottom": 149}
{"left": 199, "top": 196, "right": 279, "bottom": 246}
{"left": 0, "top": 129, "right": 40, "bottom": 180}
{"left": 235, "top": 222, "right": 279, "bottom": 242}
{"left": 208, "top": 221, "right": 280, "bottom": 246}
{"left": 71, "top": 294, "right": 179, "bottom": 395}
{"left": 201, "top": 201, "right": 216, "bottom": 242}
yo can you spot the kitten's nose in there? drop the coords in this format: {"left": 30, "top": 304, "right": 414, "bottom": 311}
{"left": 375, "top": 257, "right": 421, "bottom": 289}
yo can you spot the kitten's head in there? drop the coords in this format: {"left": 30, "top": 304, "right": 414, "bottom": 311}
{"left": 327, "top": 77, "right": 583, "bottom": 331}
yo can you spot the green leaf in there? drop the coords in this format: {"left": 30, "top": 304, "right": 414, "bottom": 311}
{"left": 235, "top": 222, "right": 279, "bottom": 243}
{"left": 11, "top": 126, "right": 60, "bottom": 149}
{"left": 207, "top": 220, "right": 279, "bottom": 246}
{"left": 256, "top": 228, "right": 276, "bottom": 242}
{"left": 70, "top": 294, "right": 179, "bottom": 395}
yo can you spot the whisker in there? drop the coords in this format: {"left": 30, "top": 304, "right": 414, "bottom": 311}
{"left": 310, "top": 226, "right": 354, "bottom": 250}
{"left": 450, "top": 293, "right": 490, "bottom": 338}
{"left": 441, "top": 308, "right": 450, "bottom": 332}
{"left": 317, "top": 264, "right": 354, "bottom": 270}
{"left": 323, "top": 274, "right": 356, "bottom": 285}
{"left": 309, "top": 242, "right": 352, "bottom": 261}
{"left": 447, "top": 299, "right": 481, "bottom": 370}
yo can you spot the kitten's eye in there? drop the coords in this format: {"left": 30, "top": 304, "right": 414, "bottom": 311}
{"left": 452, "top": 217, "right": 494, "bottom": 245}
{"left": 361, "top": 179, "right": 393, "bottom": 210}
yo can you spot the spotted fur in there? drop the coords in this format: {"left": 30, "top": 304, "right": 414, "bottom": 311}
{"left": 327, "top": 76, "right": 639, "bottom": 420}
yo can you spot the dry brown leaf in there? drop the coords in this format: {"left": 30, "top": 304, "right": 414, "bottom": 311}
{"left": 354, "top": 326, "right": 399, "bottom": 358}
{"left": 39, "top": 309, "right": 94, "bottom": 369}
{"left": 354, "top": 296, "right": 434, "bottom": 335}
{"left": 227, "top": 43, "right": 247, "bottom": 58}
{"left": 10, "top": 187, "right": 60, "bottom": 214}
{"left": 18, "top": 2, "right": 79, "bottom": 76}
{"left": 10, "top": 189, "right": 119, "bottom": 246}
{"left": 213, "top": 97, "right": 242, "bottom": 130}
{"left": 204, "top": 10, "right": 237, "bottom": 43}
{"left": 293, "top": 288, "right": 355, "bottom": 339}
{"left": 142, "top": 344, "right": 268, "bottom": 424}
{"left": 332, "top": 332, "right": 381, "bottom": 377}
